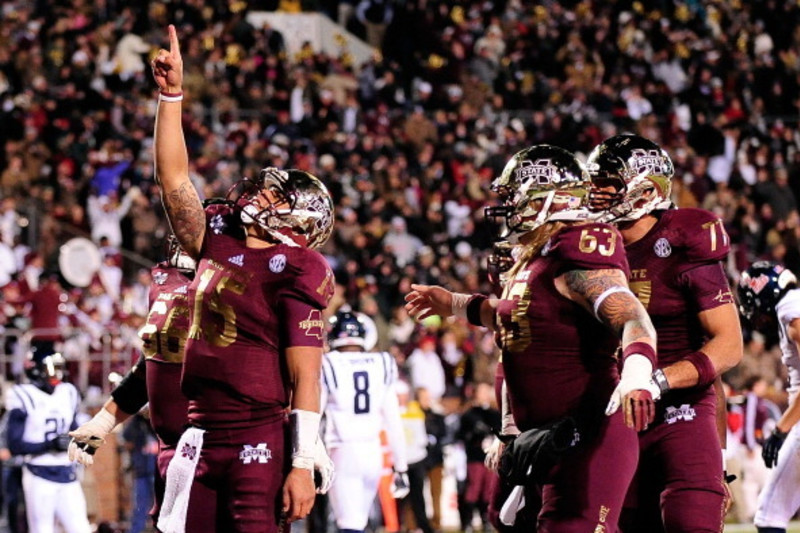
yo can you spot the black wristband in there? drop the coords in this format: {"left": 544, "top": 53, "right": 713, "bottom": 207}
{"left": 466, "top": 294, "right": 488, "bottom": 327}
{"left": 652, "top": 368, "right": 670, "bottom": 394}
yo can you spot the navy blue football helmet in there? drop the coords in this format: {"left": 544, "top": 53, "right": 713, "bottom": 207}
{"left": 328, "top": 310, "right": 367, "bottom": 349}
{"left": 737, "top": 261, "right": 798, "bottom": 322}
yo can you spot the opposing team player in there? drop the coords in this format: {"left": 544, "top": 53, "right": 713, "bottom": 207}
{"left": 405, "top": 144, "right": 660, "bottom": 531}
{"left": 6, "top": 353, "right": 91, "bottom": 533}
{"left": 588, "top": 134, "right": 743, "bottom": 532}
{"left": 151, "top": 25, "right": 335, "bottom": 533}
{"left": 321, "top": 310, "right": 409, "bottom": 533}
{"left": 738, "top": 262, "right": 800, "bottom": 533}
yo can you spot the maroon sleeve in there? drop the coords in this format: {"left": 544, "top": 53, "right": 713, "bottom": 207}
{"left": 678, "top": 262, "right": 735, "bottom": 312}
{"left": 552, "top": 223, "right": 630, "bottom": 276}
{"left": 671, "top": 208, "right": 730, "bottom": 265}
{"left": 278, "top": 249, "right": 334, "bottom": 348}
{"left": 280, "top": 249, "right": 335, "bottom": 309}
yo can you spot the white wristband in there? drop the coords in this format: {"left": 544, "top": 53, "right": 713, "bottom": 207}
{"left": 620, "top": 353, "right": 654, "bottom": 385}
{"left": 290, "top": 409, "right": 321, "bottom": 470}
{"left": 93, "top": 407, "right": 118, "bottom": 435}
{"left": 451, "top": 292, "right": 471, "bottom": 319}
{"left": 159, "top": 92, "right": 184, "bottom": 103}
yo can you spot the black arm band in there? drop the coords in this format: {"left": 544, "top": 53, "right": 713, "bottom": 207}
{"left": 467, "top": 294, "right": 489, "bottom": 327}
{"left": 110, "top": 355, "right": 149, "bottom": 415}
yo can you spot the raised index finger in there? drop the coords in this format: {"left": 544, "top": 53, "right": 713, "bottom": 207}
{"left": 168, "top": 24, "right": 180, "bottom": 55}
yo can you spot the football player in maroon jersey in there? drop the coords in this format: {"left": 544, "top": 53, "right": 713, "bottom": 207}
{"left": 150, "top": 25, "right": 335, "bottom": 533}
{"left": 406, "top": 144, "right": 660, "bottom": 532}
{"left": 67, "top": 237, "right": 220, "bottom": 529}
{"left": 588, "top": 134, "right": 743, "bottom": 533}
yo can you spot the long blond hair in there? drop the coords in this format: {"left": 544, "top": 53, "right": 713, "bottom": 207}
{"left": 506, "top": 221, "right": 569, "bottom": 279}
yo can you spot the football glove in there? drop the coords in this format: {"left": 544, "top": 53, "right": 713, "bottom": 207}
{"left": 485, "top": 436, "right": 504, "bottom": 472}
{"left": 68, "top": 408, "right": 116, "bottom": 466}
{"left": 50, "top": 434, "right": 72, "bottom": 452}
{"left": 313, "top": 439, "right": 334, "bottom": 494}
{"left": 606, "top": 354, "right": 659, "bottom": 431}
{"left": 762, "top": 427, "right": 788, "bottom": 468}
{"left": 390, "top": 470, "right": 410, "bottom": 499}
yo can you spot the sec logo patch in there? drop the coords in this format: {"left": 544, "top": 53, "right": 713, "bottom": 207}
{"left": 269, "top": 254, "right": 286, "bottom": 273}
{"left": 653, "top": 238, "right": 671, "bottom": 258}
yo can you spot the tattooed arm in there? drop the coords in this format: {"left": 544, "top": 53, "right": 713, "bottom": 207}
{"left": 555, "top": 268, "right": 656, "bottom": 350}
{"left": 555, "top": 268, "right": 659, "bottom": 430}
{"left": 152, "top": 25, "right": 205, "bottom": 258}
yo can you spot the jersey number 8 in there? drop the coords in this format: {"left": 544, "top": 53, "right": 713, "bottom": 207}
{"left": 353, "top": 371, "right": 370, "bottom": 414}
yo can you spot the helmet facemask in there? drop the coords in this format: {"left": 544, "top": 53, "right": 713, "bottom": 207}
{"left": 167, "top": 234, "right": 196, "bottom": 273}
{"left": 587, "top": 136, "right": 674, "bottom": 224}
{"left": 230, "top": 168, "right": 334, "bottom": 249}
{"left": 485, "top": 145, "right": 591, "bottom": 243}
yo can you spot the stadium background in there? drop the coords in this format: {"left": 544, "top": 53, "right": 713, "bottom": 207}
{"left": 0, "top": 0, "right": 799, "bottom": 531}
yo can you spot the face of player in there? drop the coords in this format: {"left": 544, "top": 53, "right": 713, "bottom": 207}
{"left": 588, "top": 179, "right": 622, "bottom": 213}
{"left": 245, "top": 186, "right": 291, "bottom": 241}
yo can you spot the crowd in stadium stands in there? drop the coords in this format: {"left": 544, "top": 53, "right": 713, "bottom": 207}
{"left": 0, "top": 0, "right": 800, "bottom": 526}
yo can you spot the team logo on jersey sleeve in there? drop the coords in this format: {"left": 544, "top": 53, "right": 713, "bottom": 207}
{"left": 269, "top": 254, "right": 286, "bottom": 273}
{"left": 239, "top": 443, "right": 272, "bottom": 464}
{"left": 210, "top": 214, "right": 226, "bottom": 235}
{"left": 300, "top": 309, "right": 325, "bottom": 339}
{"left": 653, "top": 237, "right": 672, "bottom": 258}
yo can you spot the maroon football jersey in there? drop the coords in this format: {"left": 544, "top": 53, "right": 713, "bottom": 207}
{"left": 139, "top": 263, "right": 193, "bottom": 447}
{"left": 624, "top": 208, "right": 733, "bottom": 368}
{"left": 495, "top": 223, "right": 629, "bottom": 430}
{"left": 182, "top": 205, "right": 334, "bottom": 429}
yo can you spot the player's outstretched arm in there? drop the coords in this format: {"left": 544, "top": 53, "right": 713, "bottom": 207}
{"left": 284, "top": 345, "right": 323, "bottom": 522}
{"left": 68, "top": 400, "right": 131, "bottom": 466}
{"left": 558, "top": 268, "right": 659, "bottom": 431}
{"left": 405, "top": 284, "right": 499, "bottom": 329}
{"left": 151, "top": 24, "right": 204, "bottom": 258}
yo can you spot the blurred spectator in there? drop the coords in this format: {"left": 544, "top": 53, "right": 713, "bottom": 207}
{"left": 407, "top": 335, "right": 445, "bottom": 404}
{"left": 418, "top": 387, "right": 446, "bottom": 533}
{"left": 122, "top": 412, "right": 158, "bottom": 533}
{"left": 456, "top": 383, "right": 499, "bottom": 533}
{"left": 397, "top": 381, "right": 433, "bottom": 533}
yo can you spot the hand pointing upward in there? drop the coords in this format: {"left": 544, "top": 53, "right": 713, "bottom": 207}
{"left": 151, "top": 24, "right": 183, "bottom": 94}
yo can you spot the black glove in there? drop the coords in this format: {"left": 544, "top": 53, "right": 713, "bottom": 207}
{"left": 50, "top": 434, "right": 72, "bottom": 452}
{"left": 390, "top": 471, "right": 410, "bottom": 499}
{"left": 762, "top": 428, "right": 788, "bottom": 468}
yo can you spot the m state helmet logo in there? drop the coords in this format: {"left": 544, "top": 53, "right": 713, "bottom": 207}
{"left": 630, "top": 149, "right": 670, "bottom": 176}
{"left": 515, "top": 159, "right": 557, "bottom": 185}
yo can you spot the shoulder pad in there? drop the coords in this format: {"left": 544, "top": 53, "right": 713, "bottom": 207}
{"left": 550, "top": 223, "right": 629, "bottom": 275}
{"left": 282, "top": 248, "right": 335, "bottom": 308}
{"left": 663, "top": 209, "right": 729, "bottom": 263}
{"left": 777, "top": 289, "right": 800, "bottom": 324}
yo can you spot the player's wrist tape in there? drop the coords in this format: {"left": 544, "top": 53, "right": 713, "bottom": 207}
{"left": 620, "top": 354, "right": 654, "bottom": 386}
{"left": 290, "top": 409, "right": 321, "bottom": 470}
{"left": 159, "top": 91, "right": 183, "bottom": 102}
{"left": 451, "top": 292, "right": 471, "bottom": 319}
{"left": 685, "top": 350, "right": 716, "bottom": 387}
{"left": 466, "top": 294, "right": 488, "bottom": 327}
{"left": 622, "top": 342, "right": 656, "bottom": 366}
{"left": 652, "top": 368, "right": 670, "bottom": 394}
{"left": 92, "top": 408, "right": 117, "bottom": 435}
